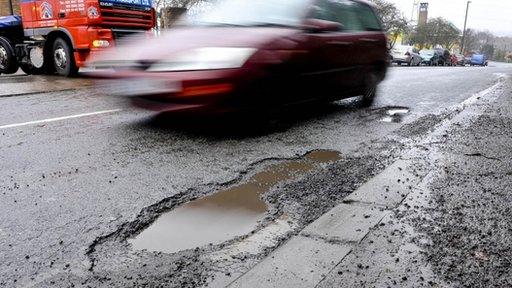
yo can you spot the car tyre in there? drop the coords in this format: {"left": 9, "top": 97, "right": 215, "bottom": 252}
{"left": 52, "top": 37, "right": 78, "bottom": 77}
{"left": 0, "top": 37, "right": 19, "bottom": 74}
{"left": 361, "top": 72, "right": 378, "bottom": 107}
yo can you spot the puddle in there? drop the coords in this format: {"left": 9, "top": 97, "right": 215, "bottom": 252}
{"left": 381, "top": 107, "right": 410, "bottom": 123}
{"left": 387, "top": 108, "right": 410, "bottom": 116}
{"left": 128, "top": 150, "right": 342, "bottom": 254}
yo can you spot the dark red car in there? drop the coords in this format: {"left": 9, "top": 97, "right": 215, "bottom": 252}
{"left": 90, "top": 0, "right": 388, "bottom": 113}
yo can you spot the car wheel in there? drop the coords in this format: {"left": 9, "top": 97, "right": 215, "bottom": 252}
{"left": 0, "top": 37, "right": 19, "bottom": 74}
{"left": 361, "top": 72, "right": 378, "bottom": 107}
{"left": 52, "top": 37, "right": 78, "bottom": 77}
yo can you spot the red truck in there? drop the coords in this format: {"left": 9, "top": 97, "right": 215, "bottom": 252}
{"left": 0, "top": 0, "right": 155, "bottom": 76}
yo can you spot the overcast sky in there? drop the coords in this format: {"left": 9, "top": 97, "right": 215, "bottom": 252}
{"left": 389, "top": 0, "right": 512, "bottom": 36}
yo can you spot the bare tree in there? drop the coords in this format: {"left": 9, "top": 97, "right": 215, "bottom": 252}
{"left": 369, "top": 0, "right": 411, "bottom": 49}
{"left": 410, "top": 17, "right": 460, "bottom": 50}
{"left": 155, "top": 0, "right": 208, "bottom": 28}
{"left": 161, "top": 0, "right": 204, "bottom": 8}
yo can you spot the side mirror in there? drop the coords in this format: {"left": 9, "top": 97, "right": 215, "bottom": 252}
{"left": 303, "top": 18, "right": 342, "bottom": 33}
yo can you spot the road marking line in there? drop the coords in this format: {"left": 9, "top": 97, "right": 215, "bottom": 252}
{"left": 0, "top": 109, "right": 122, "bottom": 129}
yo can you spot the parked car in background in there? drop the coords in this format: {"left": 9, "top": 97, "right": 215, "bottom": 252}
{"left": 454, "top": 54, "right": 466, "bottom": 66}
{"left": 419, "top": 49, "right": 440, "bottom": 66}
{"left": 390, "top": 45, "right": 421, "bottom": 66}
{"left": 89, "top": 0, "right": 389, "bottom": 113}
{"left": 434, "top": 48, "right": 451, "bottom": 66}
{"left": 450, "top": 54, "right": 459, "bottom": 66}
{"left": 470, "top": 54, "right": 488, "bottom": 66}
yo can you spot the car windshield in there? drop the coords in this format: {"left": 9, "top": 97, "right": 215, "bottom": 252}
{"left": 187, "top": 0, "right": 311, "bottom": 27}
{"left": 420, "top": 50, "right": 434, "bottom": 56}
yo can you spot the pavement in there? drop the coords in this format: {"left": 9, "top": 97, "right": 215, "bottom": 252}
{"left": 227, "top": 74, "right": 512, "bottom": 287}
{"left": 1, "top": 63, "right": 511, "bottom": 287}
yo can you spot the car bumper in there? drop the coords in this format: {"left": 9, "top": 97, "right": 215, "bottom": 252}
{"left": 95, "top": 68, "right": 257, "bottom": 113}
{"left": 391, "top": 56, "right": 410, "bottom": 64}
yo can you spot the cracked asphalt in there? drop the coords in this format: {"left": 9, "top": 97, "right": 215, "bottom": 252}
{"left": 1, "top": 63, "right": 511, "bottom": 287}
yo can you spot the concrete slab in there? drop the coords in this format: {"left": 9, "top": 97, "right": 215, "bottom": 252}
{"left": 301, "top": 204, "right": 389, "bottom": 243}
{"left": 228, "top": 236, "right": 351, "bottom": 288}
{"left": 343, "top": 160, "right": 420, "bottom": 207}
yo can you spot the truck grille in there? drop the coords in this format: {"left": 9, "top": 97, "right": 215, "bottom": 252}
{"left": 112, "top": 29, "right": 146, "bottom": 45}
{"left": 100, "top": 4, "right": 154, "bottom": 29}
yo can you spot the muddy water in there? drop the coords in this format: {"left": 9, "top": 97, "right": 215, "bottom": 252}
{"left": 128, "top": 150, "right": 342, "bottom": 254}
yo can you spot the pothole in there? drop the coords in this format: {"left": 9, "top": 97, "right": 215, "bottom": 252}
{"left": 381, "top": 107, "right": 410, "bottom": 123}
{"left": 128, "top": 150, "right": 342, "bottom": 254}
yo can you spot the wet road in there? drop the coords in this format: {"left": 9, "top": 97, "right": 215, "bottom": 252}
{"left": 1, "top": 63, "right": 511, "bottom": 287}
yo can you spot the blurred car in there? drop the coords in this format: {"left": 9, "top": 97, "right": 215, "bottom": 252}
{"left": 470, "top": 54, "right": 488, "bottom": 66}
{"left": 419, "top": 49, "right": 440, "bottom": 66}
{"left": 390, "top": 45, "right": 421, "bottom": 66}
{"left": 89, "top": 0, "right": 389, "bottom": 113}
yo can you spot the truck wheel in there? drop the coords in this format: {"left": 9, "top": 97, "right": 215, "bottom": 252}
{"left": 52, "top": 37, "right": 78, "bottom": 77}
{"left": 0, "top": 37, "right": 19, "bottom": 74}
{"left": 22, "top": 45, "right": 55, "bottom": 75}
{"left": 20, "top": 63, "right": 46, "bottom": 75}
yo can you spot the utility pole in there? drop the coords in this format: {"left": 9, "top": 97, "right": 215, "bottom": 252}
{"left": 8, "top": 0, "right": 14, "bottom": 15}
{"left": 411, "top": 0, "right": 419, "bottom": 23}
{"left": 460, "top": 1, "right": 472, "bottom": 54}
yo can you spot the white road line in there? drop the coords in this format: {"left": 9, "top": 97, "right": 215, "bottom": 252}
{"left": 0, "top": 109, "right": 122, "bottom": 129}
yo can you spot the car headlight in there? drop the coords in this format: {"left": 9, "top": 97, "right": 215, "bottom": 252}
{"left": 147, "top": 47, "right": 257, "bottom": 72}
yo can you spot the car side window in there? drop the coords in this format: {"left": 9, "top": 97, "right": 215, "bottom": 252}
{"left": 353, "top": 2, "right": 382, "bottom": 31}
{"left": 331, "top": 1, "right": 363, "bottom": 31}
{"left": 311, "top": 0, "right": 338, "bottom": 23}
{"left": 311, "top": 0, "right": 381, "bottom": 32}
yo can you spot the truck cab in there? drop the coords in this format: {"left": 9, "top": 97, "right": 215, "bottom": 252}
{"left": 0, "top": 0, "right": 155, "bottom": 76}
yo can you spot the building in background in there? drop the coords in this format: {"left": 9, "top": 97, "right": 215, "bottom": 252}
{"left": 0, "top": 0, "right": 20, "bottom": 15}
{"left": 418, "top": 2, "right": 429, "bottom": 26}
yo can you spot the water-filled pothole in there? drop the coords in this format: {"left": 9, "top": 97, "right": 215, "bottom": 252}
{"left": 381, "top": 107, "right": 410, "bottom": 123}
{"left": 128, "top": 150, "right": 342, "bottom": 254}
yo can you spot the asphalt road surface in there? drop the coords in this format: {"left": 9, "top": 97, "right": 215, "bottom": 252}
{"left": 1, "top": 63, "right": 511, "bottom": 287}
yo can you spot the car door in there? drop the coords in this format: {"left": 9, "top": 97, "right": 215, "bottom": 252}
{"left": 350, "top": 1, "right": 387, "bottom": 83}
{"left": 308, "top": 0, "right": 386, "bottom": 95}
{"left": 328, "top": 0, "right": 367, "bottom": 91}
{"left": 304, "top": 0, "right": 358, "bottom": 99}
